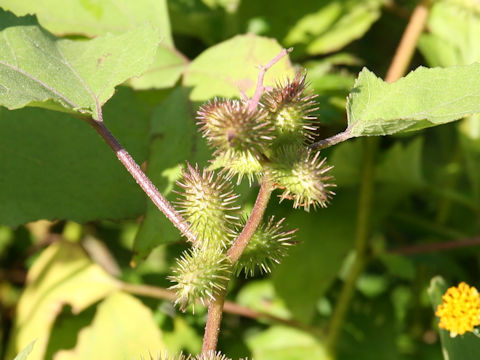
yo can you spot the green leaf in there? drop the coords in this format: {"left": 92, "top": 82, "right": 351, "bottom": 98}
{"left": 13, "top": 341, "right": 35, "bottom": 360}
{"left": 163, "top": 316, "right": 202, "bottom": 355}
{"left": 273, "top": 191, "right": 356, "bottom": 323}
{"left": 55, "top": 292, "right": 164, "bottom": 360}
{"left": 236, "top": 280, "right": 292, "bottom": 320}
{"left": 418, "top": 1, "right": 480, "bottom": 67}
{"left": 0, "top": 87, "right": 153, "bottom": 226}
{"left": 246, "top": 326, "right": 328, "bottom": 360}
{"left": 0, "top": 0, "right": 173, "bottom": 45}
{"left": 0, "top": 20, "right": 158, "bottom": 119}
{"left": 347, "top": 64, "right": 480, "bottom": 136}
{"left": 129, "top": 45, "right": 189, "bottom": 90}
{"left": 183, "top": 34, "right": 294, "bottom": 101}
{"left": 376, "top": 137, "right": 424, "bottom": 188}
{"left": 5, "top": 241, "right": 120, "bottom": 360}
{"left": 132, "top": 88, "right": 211, "bottom": 263}
{"left": 283, "top": 0, "right": 384, "bottom": 55}
{"left": 428, "top": 276, "right": 480, "bottom": 360}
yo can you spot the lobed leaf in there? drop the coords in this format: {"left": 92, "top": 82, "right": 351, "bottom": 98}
{"left": 5, "top": 242, "right": 120, "bottom": 360}
{"left": 0, "top": 20, "right": 159, "bottom": 119}
{"left": 347, "top": 63, "right": 480, "bottom": 136}
{"left": 54, "top": 292, "right": 164, "bottom": 360}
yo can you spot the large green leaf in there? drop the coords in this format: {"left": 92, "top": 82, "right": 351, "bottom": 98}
{"left": 5, "top": 242, "right": 120, "bottom": 360}
{"left": 428, "top": 276, "right": 480, "bottom": 360}
{"left": 55, "top": 292, "right": 164, "bottom": 360}
{"left": 183, "top": 34, "right": 294, "bottom": 101}
{"left": 347, "top": 64, "right": 480, "bottom": 136}
{"left": 273, "top": 191, "right": 356, "bottom": 323}
{"left": 246, "top": 326, "right": 328, "bottom": 360}
{"left": 0, "top": 20, "right": 158, "bottom": 119}
{"left": 0, "top": 0, "right": 173, "bottom": 45}
{"left": 0, "top": 87, "right": 153, "bottom": 226}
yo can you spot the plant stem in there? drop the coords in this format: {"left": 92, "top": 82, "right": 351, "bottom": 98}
{"left": 121, "top": 281, "right": 319, "bottom": 332}
{"left": 202, "top": 174, "right": 274, "bottom": 353}
{"left": 87, "top": 118, "right": 196, "bottom": 243}
{"left": 326, "top": 137, "right": 378, "bottom": 354}
{"left": 247, "top": 48, "right": 293, "bottom": 113}
{"left": 227, "top": 174, "right": 274, "bottom": 262}
{"left": 390, "top": 236, "right": 480, "bottom": 255}
{"left": 202, "top": 289, "right": 227, "bottom": 353}
{"left": 309, "top": 129, "right": 353, "bottom": 151}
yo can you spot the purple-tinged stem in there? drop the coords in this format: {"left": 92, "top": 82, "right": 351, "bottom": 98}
{"left": 247, "top": 47, "right": 293, "bottom": 113}
{"left": 87, "top": 118, "right": 196, "bottom": 243}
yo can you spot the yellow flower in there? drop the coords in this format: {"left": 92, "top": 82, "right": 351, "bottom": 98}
{"left": 435, "top": 282, "right": 480, "bottom": 337}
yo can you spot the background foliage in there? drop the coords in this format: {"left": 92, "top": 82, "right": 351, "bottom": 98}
{"left": 1, "top": 0, "right": 480, "bottom": 359}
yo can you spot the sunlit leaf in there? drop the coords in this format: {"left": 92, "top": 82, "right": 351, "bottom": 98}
{"left": 183, "top": 34, "right": 294, "bottom": 101}
{"left": 13, "top": 341, "right": 35, "bottom": 360}
{"left": 347, "top": 64, "right": 480, "bottom": 136}
{"left": 0, "top": 0, "right": 173, "bottom": 45}
{"left": 284, "top": 0, "right": 384, "bottom": 55}
{"left": 246, "top": 326, "right": 328, "bottom": 360}
{"left": 0, "top": 19, "right": 158, "bottom": 119}
{"left": 5, "top": 242, "right": 120, "bottom": 360}
{"left": 55, "top": 292, "right": 164, "bottom": 360}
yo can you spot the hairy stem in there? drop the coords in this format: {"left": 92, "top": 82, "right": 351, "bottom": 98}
{"left": 309, "top": 129, "right": 353, "bottom": 151}
{"left": 247, "top": 48, "right": 293, "bottom": 113}
{"left": 202, "top": 174, "right": 274, "bottom": 353}
{"left": 227, "top": 174, "right": 275, "bottom": 262}
{"left": 326, "top": 137, "right": 378, "bottom": 353}
{"left": 87, "top": 119, "right": 196, "bottom": 243}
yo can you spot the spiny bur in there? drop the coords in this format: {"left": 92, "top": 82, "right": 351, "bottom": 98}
{"left": 262, "top": 70, "right": 318, "bottom": 147}
{"left": 270, "top": 145, "right": 335, "bottom": 211}
{"left": 197, "top": 99, "right": 274, "bottom": 184}
{"left": 175, "top": 163, "right": 240, "bottom": 249}
{"left": 233, "top": 216, "right": 296, "bottom": 277}
{"left": 169, "top": 247, "right": 231, "bottom": 311}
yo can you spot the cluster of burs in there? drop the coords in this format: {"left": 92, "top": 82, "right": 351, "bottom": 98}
{"left": 169, "top": 71, "right": 336, "bottom": 311}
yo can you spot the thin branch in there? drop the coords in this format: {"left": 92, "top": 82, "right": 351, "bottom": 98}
{"left": 202, "top": 174, "right": 275, "bottom": 353}
{"left": 87, "top": 118, "right": 196, "bottom": 243}
{"left": 227, "top": 174, "right": 274, "bottom": 262}
{"left": 247, "top": 47, "right": 293, "bottom": 113}
{"left": 309, "top": 129, "right": 354, "bottom": 151}
{"left": 203, "top": 290, "right": 227, "bottom": 352}
{"left": 384, "top": 0, "right": 431, "bottom": 83}
{"left": 390, "top": 236, "right": 480, "bottom": 255}
{"left": 120, "top": 282, "right": 319, "bottom": 334}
